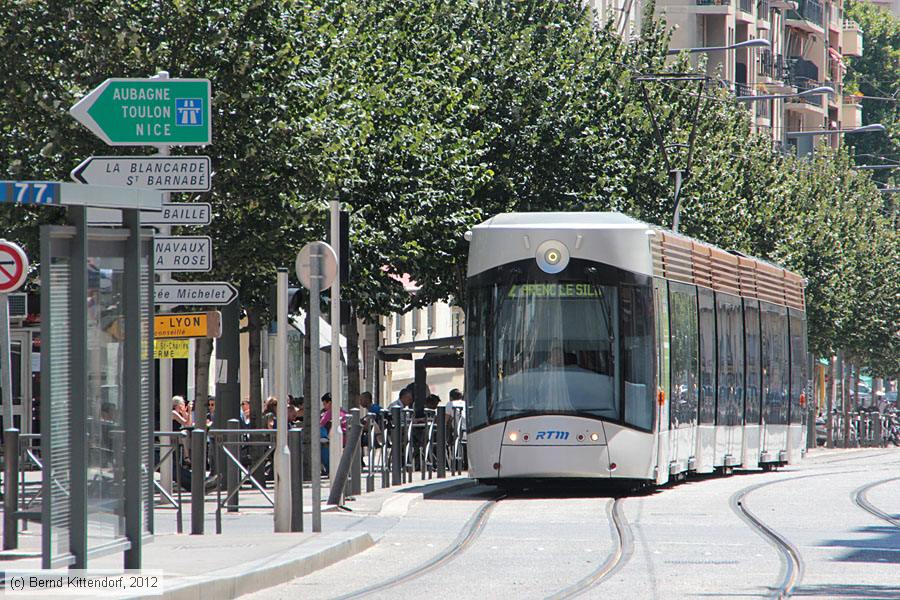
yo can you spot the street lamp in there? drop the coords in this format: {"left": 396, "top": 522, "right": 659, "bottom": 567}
{"left": 786, "top": 124, "right": 887, "bottom": 138}
{"left": 735, "top": 85, "right": 834, "bottom": 102}
{"left": 667, "top": 39, "right": 771, "bottom": 55}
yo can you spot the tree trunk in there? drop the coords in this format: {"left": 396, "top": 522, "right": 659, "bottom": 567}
{"left": 826, "top": 355, "right": 835, "bottom": 448}
{"left": 345, "top": 310, "right": 360, "bottom": 410}
{"left": 246, "top": 308, "right": 263, "bottom": 429}
{"left": 246, "top": 307, "right": 266, "bottom": 482}
{"left": 194, "top": 338, "right": 213, "bottom": 407}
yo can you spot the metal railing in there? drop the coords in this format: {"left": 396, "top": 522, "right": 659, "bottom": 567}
{"left": 790, "top": 0, "right": 823, "bottom": 27}
{"left": 696, "top": 0, "right": 732, "bottom": 6}
{"left": 757, "top": 0, "right": 770, "bottom": 20}
{"left": 822, "top": 410, "right": 895, "bottom": 448}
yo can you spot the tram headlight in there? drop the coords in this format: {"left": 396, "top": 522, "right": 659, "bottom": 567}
{"left": 508, "top": 431, "right": 519, "bottom": 442}
{"left": 535, "top": 240, "right": 570, "bottom": 274}
{"left": 590, "top": 432, "right": 600, "bottom": 442}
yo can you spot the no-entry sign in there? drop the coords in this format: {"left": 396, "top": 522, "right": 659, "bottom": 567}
{"left": 0, "top": 240, "right": 28, "bottom": 293}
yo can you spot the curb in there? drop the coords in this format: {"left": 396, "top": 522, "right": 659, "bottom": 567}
{"left": 133, "top": 532, "right": 374, "bottom": 600}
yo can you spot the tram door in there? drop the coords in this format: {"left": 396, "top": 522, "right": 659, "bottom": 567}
{"left": 2, "top": 330, "right": 34, "bottom": 434}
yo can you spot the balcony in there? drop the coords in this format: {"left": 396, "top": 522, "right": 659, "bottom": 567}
{"left": 758, "top": 51, "right": 787, "bottom": 82}
{"left": 844, "top": 20, "right": 863, "bottom": 57}
{"left": 842, "top": 95, "right": 863, "bottom": 128}
{"left": 755, "top": 98, "right": 772, "bottom": 120}
{"left": 787, "top": 0, "right": 824, "bottom": 33}
{"left": 826, "top": 4, "right": 842, "bottom": 32}
{"left": 738, "top": 0, "right": 755, "bottom": 17}
{"left": 758, "top": 0, "right": 771, "bottom": 21}
{"left": 696, "top": 0, "right": 733, "bottom": 10}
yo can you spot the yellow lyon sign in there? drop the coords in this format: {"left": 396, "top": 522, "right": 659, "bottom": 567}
{"left": 154, "top": 311, "right": 222, "bottom": 339}
{"left": 154, "top": 339, "right": 190, "bottom": 359}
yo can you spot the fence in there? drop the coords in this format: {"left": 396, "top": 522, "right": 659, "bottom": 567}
{"left": 1, "top": 406, "right": 469, "bottom": 545}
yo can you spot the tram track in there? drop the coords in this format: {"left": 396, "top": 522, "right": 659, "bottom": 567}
{"left": 335, "top": 492, "right": 504, "bottom": 599}
{"left": 545, "top": 497, "right": 633, "bottom": 600}
{"left": 852, "top": 476, "right": 900, "bottom": 528}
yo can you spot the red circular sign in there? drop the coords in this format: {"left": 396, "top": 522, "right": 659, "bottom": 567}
{"left": 0, "top": 241, "right": 28, "bottom": 293}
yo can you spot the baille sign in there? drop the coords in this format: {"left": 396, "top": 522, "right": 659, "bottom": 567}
{"left": 154, "top": 311, "right": 222, "bottom": 339}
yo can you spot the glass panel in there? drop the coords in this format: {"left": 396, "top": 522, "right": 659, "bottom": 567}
{"left": 743, "top": 300, "right": 761, "bottom": 425}
{"left": 655, "top": 280, "right": 670, "bottom": 427}
{"left": 715, "top": 294, "right": 744, "bottom": 426}
{"left": 85, "top": 250, "right": 127, "bottom": 545}
{"left": 622, "top": 284, "right": 654, "bottom": 430}
{"left": 465, "top": 284, "right": 490, "bottom": 430}
{"left": 789, "top": 309, "right": 807, "bottom": 425}
{"left": 698, "top": 288, "right": 716, "bottom": 424}
{"left": 761, "top": 302, "right": 789, "bottom": 425}
{"left": 668, "top": 283, "right": 699, "bottom": 429}
{"left": 492, "top": 282, "right": 619, "bottom": 420}
{"left": 47, "top": 251, "right": 72, "bottom": 565}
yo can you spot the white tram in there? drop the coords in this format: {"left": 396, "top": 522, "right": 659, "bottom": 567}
{"left": 465, "top": 213, "right": 808, "bottom": 485}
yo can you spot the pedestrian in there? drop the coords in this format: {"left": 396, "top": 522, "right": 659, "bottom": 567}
{"left": 206, "top": 395, "right": 216, "bottom": 428}
{"left": 240, "top": 399, "right": 251, "bottom": 427}
{"left": 262, "top": 396, "right": 278, "bottom": 429}
{"left": 358, "top": 391, "right": 381, "bottom": 415}
{"left": 320, "top": 392, "right": 348, "bottom": 474}
{"left": 388, "top": 388, "right": 413, "bottom": 410}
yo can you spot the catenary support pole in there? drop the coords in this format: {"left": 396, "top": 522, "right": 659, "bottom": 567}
{"left": 309, "top": 248, "right": 322, "bottom": 532}
{"left": 274, "top": 269, "right": 291, "bottom": 531}
{"left": 329, "top": 197, "right": 342, "bottom": 488}
{"left": 191, "top": 429, "right": 206, "bottom": 535}
{"left": 289, "top": 428, "right": 303, "bottom": 532}
{"left": 4, "top": 428, "right": 18, "bottom": 550}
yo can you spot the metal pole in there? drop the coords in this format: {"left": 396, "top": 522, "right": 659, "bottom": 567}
{"left": 226, "top": 419, "right": 239, "bottom": 513}
{"left": 69, "top": 205, "right": 89, "bottom": 568}
{"left": 826, "top": 355, "right": 835, "bottom": 448}
{"left": 840, "top": 352, "right": 849, "bottom": 448}
{"left": 329, "top": 198, "right": 342, "bottom": 488}
{"left": 349, "top": 409, "right": 361, "bottom": 496}
{"left": 436, "top": 406, "right": 446, "bottom": 478}
{"left": 274, "top": 269, "right": 291, "bottom": 532}
{"left": 123, "top": 208, "right": 143, "bottom": 568}
{"left": 153, "top": 70, "right": 174, "bottom": 498}
{"left": 391, "top": 406, "right": 402, "bottom": 485}
{"left": 289, "top": 428, "right": 303, "bottom": 532}
{"left": 0, "top": 295, "right": 12, "bottom": 431}
{"left": 309, "top": 248, "right": 322, "bottom": 532}
{"left": 191, "top": 429, "right": 206, "bottom": 534}
{"left": 4, "top": 428, "right": 19, "bottom": 550}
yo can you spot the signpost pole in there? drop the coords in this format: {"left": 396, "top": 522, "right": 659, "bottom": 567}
{"left": 329, "top": 198, "right": 342, "bottom": 488}
{"left": 274, "top": 269, "right": 291, "bottom": 532}
{"left": 309, "top": 249, "right": 322, "bottom": 532}
{"left": 0, "top": 294, "right": 12, "bottom": 430}
{"left": 153, "top": 71, "right": 174, "bottom": 496}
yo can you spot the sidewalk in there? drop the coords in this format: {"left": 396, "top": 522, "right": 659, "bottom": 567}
{"left": 0, "top": 474, "right": 474, "bottom": 600}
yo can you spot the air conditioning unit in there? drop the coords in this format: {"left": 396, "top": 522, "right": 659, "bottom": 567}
{"left": 7, "top": 293, "right": 27, "bottom": 321}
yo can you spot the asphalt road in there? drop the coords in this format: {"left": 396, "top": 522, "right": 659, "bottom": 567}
{"left": 240, "top": 448, "right": 900, "bottom": 599}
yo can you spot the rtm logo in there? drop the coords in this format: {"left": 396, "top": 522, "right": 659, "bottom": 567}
{"left": 535, "top": 430, "right": 569, "bottom": 440}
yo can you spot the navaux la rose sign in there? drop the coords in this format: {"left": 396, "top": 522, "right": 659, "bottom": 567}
{"left": 70, "top": 79, "right": 211, "bottom": 146}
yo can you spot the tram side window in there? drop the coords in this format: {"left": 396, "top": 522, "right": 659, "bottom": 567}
{"left": 743, "top": 300, "right": 762, "bottom": 425}
{"left": 621, "top": 285, "right": 654, "bottom": 431}
{"left": 465, "top": 285, "right": 490, "bottom": 430}
{"left": 760, "top": 302, "right": 789, "bottom": 425}
{"left": 788, "top": 309, "right": 808, "bottom": 425}
{"left": 698, "top": 288, "right": 716, "bottom": 425}
{"left": 715, "top": 293, "right": 744, "bottom": 427}
{"left": 668, "top": 282, "right": 699, "bottom": 429}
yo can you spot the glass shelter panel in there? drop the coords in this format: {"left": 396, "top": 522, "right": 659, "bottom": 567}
{"left": 86, "top": 241, "right": 128, "bottom": 547}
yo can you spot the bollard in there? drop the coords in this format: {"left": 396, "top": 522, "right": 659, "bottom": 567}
{"left": 175, "top": 435, "right": 184, "bottom": 534}
{"left": 327, "top": 413, "right": 362, "bottom": 506}
{"left": 391, "top": 407, "right": 402, "bottom": 486}
{"left": 289, "top": 428, "right": 304, "bottom": 532}
{"left": 366, "top": 418, "right": 375, "bottom": 493}
{"left": 350, "top": 410, "right": 362, "bottom": 497}
{"left": 191, "top": 429, "right": 206, "bottom": 535}
{"left": 381, "top": 416, "right": 391, "bottom": 489}
{"left": 4, "top": 428, "right": 19, "bottom": 550}
{"left": 226, "top": 419, "right": 240, "bottom": 513}
{"left": 436, "top": 407, "right": 447, "bottom": 478}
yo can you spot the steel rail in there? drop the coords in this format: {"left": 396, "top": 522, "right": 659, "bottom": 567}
{"left": 336, "top": 493, "right": 504, "bottom": 599}
{"left": 546, "top": 497, "right": 633, "bottom": 600}
{"left": 852, "top": 477, "right": 900, "bottom": 528}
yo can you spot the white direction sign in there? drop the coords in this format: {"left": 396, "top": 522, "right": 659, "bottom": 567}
{"left": 155, "top": 235, "right": 211, "bottom": 272}
{"left": 155, "top": 282, "right": 237, "bottom": 306}
{"left": 71, "top": 156, "right": 211, "bottom": 192}
{"left": 87, "top": 203, "right": 210, "bottom": 226}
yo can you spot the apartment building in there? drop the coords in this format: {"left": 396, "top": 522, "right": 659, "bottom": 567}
{"left": 626, "top": 0, "right": 863, "bottom": 154}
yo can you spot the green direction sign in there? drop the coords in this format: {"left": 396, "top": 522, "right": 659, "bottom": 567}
{"left": 70, "top": 78, "right": 211, "bottom": 146}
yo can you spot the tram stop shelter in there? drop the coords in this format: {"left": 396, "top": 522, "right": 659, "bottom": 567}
{"left": 377, "top": 336, "right": 463, "bottom": 416}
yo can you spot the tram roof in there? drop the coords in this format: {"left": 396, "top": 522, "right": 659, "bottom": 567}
{"left": 468, "top": 211, "right": 806, "bottom": 311}
{"left": 476, "top": 212, "right": 651, "bottom": 230}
